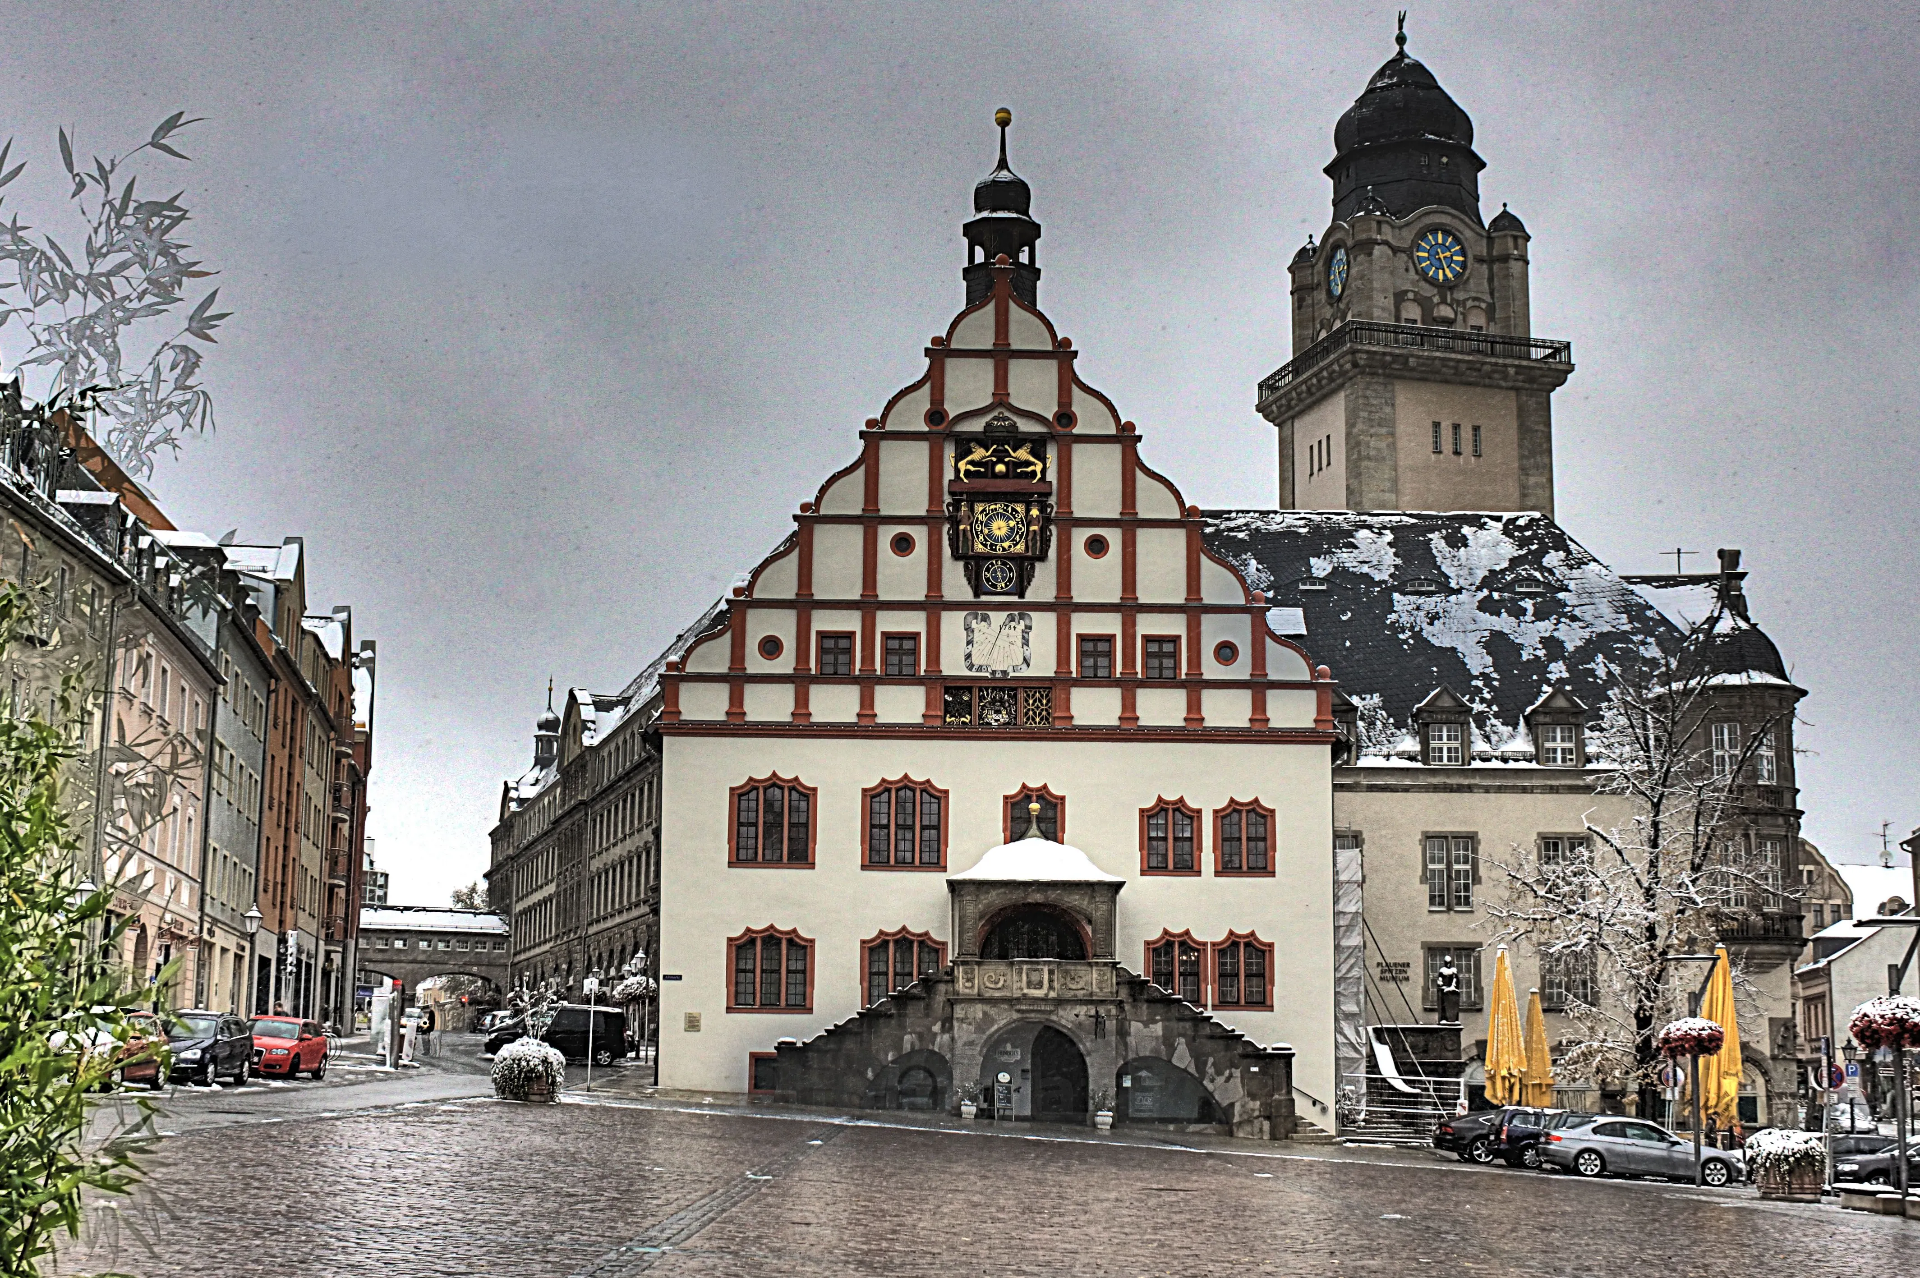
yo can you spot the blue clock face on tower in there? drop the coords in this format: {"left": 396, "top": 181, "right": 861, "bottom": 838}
{"left": 1413, "top": 228, "right": 1467, "bottom": 284}
{"left": 1327, "top": 245, "right": 1349, "bottom": 299}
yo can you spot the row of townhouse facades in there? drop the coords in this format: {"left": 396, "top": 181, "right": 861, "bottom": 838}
{"left": 0, "top": 390, "right": 376, "bottom": 1027}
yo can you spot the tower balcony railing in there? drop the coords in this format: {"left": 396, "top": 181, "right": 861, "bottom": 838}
{"left": 1257, "top": 321, "right": 1574, "bottom": 405}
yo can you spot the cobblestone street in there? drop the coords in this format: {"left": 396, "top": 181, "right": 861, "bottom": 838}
{"left": 54, "top": 1061, "right": 1918, "bottom": 1278}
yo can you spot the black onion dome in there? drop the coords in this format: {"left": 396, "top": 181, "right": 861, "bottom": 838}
{"left": 1488, "top": 204, "right": 1527, "bottom": 235}
{"left": 1326, "top": 26, "right": 1486, "bottom": 225}
{"left": 1694, "top": 613, "right": 1791, "bottom": 683}
{"left": 536, "top": 708, "right": 560, "bottom": 733}
{"left": 1290, "top": 237, "right": 1317, "bottom": 267}
{"left": 963, "top": 107, "right": 1042, "bottom": 306}
{"left": 975, "top": 153, "right": 1032, "bottom": 216}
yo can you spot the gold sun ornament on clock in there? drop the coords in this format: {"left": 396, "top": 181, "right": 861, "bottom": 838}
{"left": 972, "top": 502, "right": 1029, "bottom": 555}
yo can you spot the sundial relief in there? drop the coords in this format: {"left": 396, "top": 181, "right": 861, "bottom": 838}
{"left": 963, "top": 612, "right": 1033, "bottom": 676}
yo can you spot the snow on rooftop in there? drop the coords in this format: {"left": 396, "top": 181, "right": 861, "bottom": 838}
{"left": 948, "top": 835, "right": 1125, "bottom": 883}
{"left": 150, "top": 529, "right": 221, "bottom": 550}
{"left": 359, "top": 906, "right": 508, "bottom": 934}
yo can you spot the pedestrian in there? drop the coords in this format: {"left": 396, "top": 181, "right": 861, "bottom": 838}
{"left": 272, "top": 1001, "right": 286, "bottom": 1016}
{"left": 418, "top": 1003, "right": 437, "bottom": 1057}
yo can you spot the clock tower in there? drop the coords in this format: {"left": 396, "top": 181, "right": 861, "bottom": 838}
{"left": 1259, "top": 20, "right": 1573, "bottom": 517}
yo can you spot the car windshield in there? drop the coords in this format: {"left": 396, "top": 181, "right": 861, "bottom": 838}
{"left": 171, "top": 1014, "right": 220, "bottom": 1039}
{"left": 251, "top": 1020, "right": 303, "bottom": 1040}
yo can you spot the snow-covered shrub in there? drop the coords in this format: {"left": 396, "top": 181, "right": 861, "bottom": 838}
{"left": 491, "top": 1036, "right": 565, "bottom": 1102}
{"left": 1744, "top": 1128, "right": 1825, "bottom": 1177}
{"left": 612, "top": 974, "right": 654, "bottom": 1002}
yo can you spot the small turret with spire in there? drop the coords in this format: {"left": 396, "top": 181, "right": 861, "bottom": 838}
{"left": 963, "top": 107, "right": 1042, "bottom": 306}
{"left": 533, "top": 678, "right": 560, "bottom": 771}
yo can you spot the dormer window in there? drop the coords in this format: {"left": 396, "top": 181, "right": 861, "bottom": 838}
{"left": 1400, "top": 577, "right": 1447, "bottom": 596}
{"left": 1425, "top": 722, "right": 1465, "bottom": 765}
{"left": 1537, "top": 724, "right": 1578, "bottom": 767}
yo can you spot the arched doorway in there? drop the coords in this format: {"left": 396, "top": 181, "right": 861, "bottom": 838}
{"left": 1115, "top": 1056, "right": 1218, "bottom": 1125}
{"left": 1031, "top": 1026, "right": 1088, "bottom": 1121}
{"left": 980, "top": 906, "right": 1088, "bottom": 960}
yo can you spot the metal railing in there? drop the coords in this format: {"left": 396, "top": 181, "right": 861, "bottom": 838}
{"left": 1258, "top": 321, "right": 1574, "bottom": 404}
{"left": 1719, "top": 911, "right": 1804, "bottom": 942}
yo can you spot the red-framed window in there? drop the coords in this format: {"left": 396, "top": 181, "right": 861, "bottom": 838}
{"left": 1077, "top": 634, "right": 1114, "bottom": 680}
{"left": 1145, "top": 930, "right": 1207, "bottom": 1004}
{"left": 817, "top": 632, "right": 854, "bottom": 677}
{"left": 863, "top": 928, "right": 946, "bottom": 1006}
{"left": 727, "top": 927, "right": 813, "bottom": 1012}
{"left": 1212, "top": 932, "right": 1273, "bottom": 1008}
{"left": 882, "top": 632, "right": 919, "bottom": 677}
{"left": 748, "top": 1052, "right": 779, "bottom": 1094}
{"left": 863, "top": 777, "right": 948, "bottom": 870}
{"left": 729, "top": 775, "right": 816, "bottom": 866}
{"left": 1214, "top": 799, "right": 1276, "bottom": 876}
{"left": 1003, "top": 784, "right": 1065, "bottom": 843}
{"left": 1142, "top": 635, "right": 1181, "bottom": 680}
{"left": 1140, "top": 798, "right": 1200, "bottom": 875}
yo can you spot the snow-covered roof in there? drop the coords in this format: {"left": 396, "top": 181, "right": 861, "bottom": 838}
{"left": 948, "top": 835, "right": 1125, "bottom": 883}
{"left": 1834, "top": 862, "right": 1916, "bottom": 917}
{"left": 1204, "top": 510, "right": 1681, "bottom": 742}
{"left": 302, "top": 614, "right": 346, "bottom": 660}
{"left": 359, "top": 906, "right": 508, "bottom": 934}
{"left": 150, "top": 529, "right": 221, "bottom": 550}
{"left": 224, "top": 541, "right": 301, "bottom": 580}
{"left": 617, "top": 597, "right": 729, "bottom": 708}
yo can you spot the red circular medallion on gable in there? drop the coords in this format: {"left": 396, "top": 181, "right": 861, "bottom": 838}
{"left": 758, "top": 636, "right": 784, "bottom": 660}
{"left": 1213, "top": 641, "right": 1239, "bottom": 667}
{"left": 1083, "top": 534, "right": 1109, "bottom": 559}
{"left": 890, "top": 532, "right": 916, "bottom": 557}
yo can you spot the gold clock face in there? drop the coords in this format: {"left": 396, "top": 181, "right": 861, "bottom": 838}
{"left": 972, "top": 502, "right": 1028, "bottom": 555}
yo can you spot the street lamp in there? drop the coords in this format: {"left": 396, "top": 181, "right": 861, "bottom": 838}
{"left": 243, "top": 907, "right": 262, "bottom": 1015}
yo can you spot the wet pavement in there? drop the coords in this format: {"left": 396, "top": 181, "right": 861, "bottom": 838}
{"left": 55, "top": 1047, "right": 1918, "bottom": 1277}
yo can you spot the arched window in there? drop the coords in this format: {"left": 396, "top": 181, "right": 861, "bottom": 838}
{"left": 1145, "top": 930, "right": 1206, "bottom": 1004}
{"left": 729, "top": 774, "right": 815, "bottom": 866}
{"left": 1139, "top": 798, "right": 1200, "bottom": 876}
{"left": 981, "top": 907, "right": 1087, "bottom": 961}
{"left": 863, "top": 928, "right": 946, "bottom": 1006}
{"left": 1213, "top": 799, "right": 1276, "bottom": 876}
{"left": 1003, "top": 784, "right": 1065, "bottom": 843}
{"left": 862, "top": 777, "right": 947, "bottom": 870}
{"left": 726, "top": 927, "right": 812, "bottom": 1012}
{"left": 1212, "top": 932, "right": 1273, "bottom": 1008}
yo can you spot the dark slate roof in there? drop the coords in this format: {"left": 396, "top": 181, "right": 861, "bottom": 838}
{"left": 1203, "top": 510, "right": 1682, "bottom": 738}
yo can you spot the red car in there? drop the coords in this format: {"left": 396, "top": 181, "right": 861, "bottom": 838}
{"left": 249, "top": 1017, "right": 330, "bottom": 1079}
{"left": 116, "top": 1011, "right": 169, "bottom": 1089}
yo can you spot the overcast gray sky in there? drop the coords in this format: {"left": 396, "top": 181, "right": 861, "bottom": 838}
{"left": 4, "top": 1, "right": 1913, "bottom": 901}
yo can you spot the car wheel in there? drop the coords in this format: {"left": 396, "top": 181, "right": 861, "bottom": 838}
{"left": 147, "top": 1073, "right": 166, "bottom": 1092}
{"left": 593, "top": 1049, "right": 614, "bottom": 1067}
{"left": 313, "top": 1055, "right": 327, "bottom": 1080}
{"left": 1520, "top": 1145, "right": 1544, "bottom": 1170}
{"left": 1573, "top": 1150, "right": 1606, "bottom": 1178}
{"left": 1867, "top": 1170, "right": 1890, "bottom": 1185}
{"left": 236, "top": 1057, "right": 250, "bottom": 1085}
{"left": 1467, "top": 1136, "right": 1495, "bottom": 1164}
{"left": 1700, "top": 1160, "right": 1732, "bottom": 1188}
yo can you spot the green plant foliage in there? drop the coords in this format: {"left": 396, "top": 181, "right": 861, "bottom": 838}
{"left": 0, "top": 584, "right": 167, "bottom": 1276}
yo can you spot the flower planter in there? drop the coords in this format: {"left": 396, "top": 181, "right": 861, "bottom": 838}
{"left": 959, "top": 1101, "right": 977, "bottom": 1122}
{"left": 1093, "top": 1110, "right": 1113, "bottom": 1133}
{"left": 492, "top": 1036, "right": 567, "bottom": 1103}
{"left": 1754, "top": 1165, "right": 1823, "bottom": 1202}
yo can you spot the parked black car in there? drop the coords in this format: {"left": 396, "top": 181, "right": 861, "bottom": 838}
{"left": 1493, "top": 1107, "right": 1578, "bottom": 1169}
{"left": 166, "top": 1010, "right": 253, "bottom": 1085}
{"left": 1834, "top": 1141, "right": 1914, "bottom": 1185}
{"left": 483, "top": 1004, "right": 627, "bottom": 1065}
{"left": 1434, "top": 1108, "right": 1511, "bottom": 1163}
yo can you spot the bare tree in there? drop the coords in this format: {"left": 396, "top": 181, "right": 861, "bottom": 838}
{"left": 0, "top": 114, "right": 227, "bottom": 475}
{"left": 1487, "top": 609, "right": 1796, "bottom": 1113}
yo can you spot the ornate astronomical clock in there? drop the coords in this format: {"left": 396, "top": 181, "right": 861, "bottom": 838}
{"left": 946, "top": 414, "right": 1053, "bottom": 598}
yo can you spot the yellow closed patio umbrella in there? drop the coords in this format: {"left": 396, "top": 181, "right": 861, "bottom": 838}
{"left": 1695, "top": 945, "right": 1743, "bottom": 1128}
{"left": 1521, "top": 987, "right": 1556, "bottom": 1107}
{"left": 1483, "top": 945, "right": 1526, "bottom": 1106}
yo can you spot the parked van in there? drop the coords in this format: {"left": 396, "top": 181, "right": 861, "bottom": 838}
{"left": 483, "top": 1003, "right": 626, "bottom": 1065}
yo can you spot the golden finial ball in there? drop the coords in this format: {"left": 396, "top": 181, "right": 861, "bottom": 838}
{"left": 995, "top": 107, "right": 1012, "bottom": 128}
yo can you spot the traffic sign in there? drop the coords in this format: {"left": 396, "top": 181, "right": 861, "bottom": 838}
{"left": 1846, "top": 1062, "right": 1861, "bottom": 1079}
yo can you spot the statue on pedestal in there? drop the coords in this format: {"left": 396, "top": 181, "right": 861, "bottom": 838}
{"left": 1437, "top": 955, "right": 1462, "bottom": 1025}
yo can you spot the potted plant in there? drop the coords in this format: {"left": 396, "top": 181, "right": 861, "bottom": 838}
{"left": 957, "top": 1084, "right": 978, "bottom": 1122}
{"left": 1092, "top": 1089, "right": 1115, "bottom": 1132}
{"left": 492, "top": 1036, "right": 566, "bottom": 1102}
{"left": 1654, "top": 1016, "right": 1726, "bottom": 1059}
{"left": 1744, "top": 1128, "right": 1826, "bottom": 1201}
{"left": 1848, "top": 995, "right": 1920, "bottom": 1051}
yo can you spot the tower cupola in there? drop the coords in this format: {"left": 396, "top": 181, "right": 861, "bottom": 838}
{"left": 963, "top": 107, "right": 1041, "bottom": 306}
{"left": 1327, "top": 16, "right": 1485, "bottom": 224}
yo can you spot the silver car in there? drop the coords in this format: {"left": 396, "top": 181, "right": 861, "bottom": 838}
{"left": 1541, "top": 1116, "right": 1745, "bottom": 1186}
